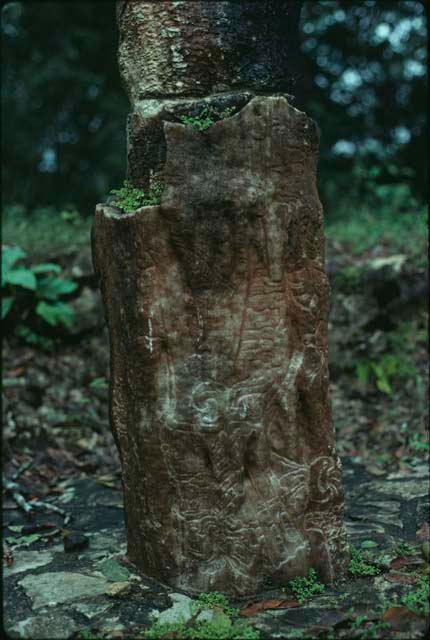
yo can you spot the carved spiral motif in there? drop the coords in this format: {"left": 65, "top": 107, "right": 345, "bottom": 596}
{"left": 309, "top": 456, "right": 342, "bottom": 504}
{"left": 191, "top": 381, "right": 225, "bottom": 431}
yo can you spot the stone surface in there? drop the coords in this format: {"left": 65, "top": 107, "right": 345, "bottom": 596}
{"left": 117, "top": 1, "right": 303, "bottom": 102}
{"left": 98, "top": 558, "right": 131, "bottom": 582}
{"left": 9, "top": 614, "right": 79, "bottom": 639}
{"left": 149, "top": 593, "right": 215, "bottom": 626}
{"left": 92, "top": 95, "right": 348, "bottom": 594}
{"left": 20, "top": 571, "right": 108, "bottom": 609}
{"left": 3, "top": 550, "right": 53, "bottom": 577}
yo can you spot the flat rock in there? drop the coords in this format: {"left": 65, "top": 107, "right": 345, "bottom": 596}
{"left": 8, "top": 613, "right": 79, "bottom": 639}
{"left": 3, "top": 550, "right": 54, "bottom": 577}
{"left": 71, "top": 602, "right": 113, "bottom": 620}
{"left": 19, "top": 571, "right": 108, "bottom": 609}
{"left": 98, "top": 558, "right": 131, "bottom": 582}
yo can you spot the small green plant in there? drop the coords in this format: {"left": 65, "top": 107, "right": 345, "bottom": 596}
{"left": 2, "top": 245, "right": 77, "bottom": 345}
{"left": 180, "top": 105, "right": 235, "bottom": 131}
{"left": 287, "top": 568, "right": 325, "bottom": 603}
{"left": 355, "top": 354, "right": 401, "bottom": 395}
{"left": 401, "top": 575, "right": 430, "bottom": 616}
{"left": 394, "top": 542, "right": 417, "bottom": 557}
{"left": 143, "top": 591, "right": 259, "bottom": 639}
{"left": 409, "top": 433, "right": 430, "bottom": 454}
{"left": 348, "top": 547, "right": 380, "bottom": 577}
{"left": 193, "top": 592, "right": 238, "bottom": 617}
{"left": 109, "top": 179, "right": 163, "bottom": 213}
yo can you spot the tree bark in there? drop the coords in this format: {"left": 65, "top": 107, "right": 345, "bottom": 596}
{"left": 92, "top": 0, "right": 348, "bottom": 595}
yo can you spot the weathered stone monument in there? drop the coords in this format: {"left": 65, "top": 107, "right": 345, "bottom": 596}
{"left": 92, "top": 0, "right": 348, "bottom": 595}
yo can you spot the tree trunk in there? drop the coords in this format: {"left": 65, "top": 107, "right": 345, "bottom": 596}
{"left": 92, "top": 0, "right": 348, "bottom": 595}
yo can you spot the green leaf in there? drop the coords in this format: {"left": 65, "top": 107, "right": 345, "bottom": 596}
{"left": 2, "top": 245, "right": 26, "bottom": 279}
{"left": 356, "top": 361, "right": 369, "bottom": 384}
{"left": 361, "top": 540, "right": 378, "bottom": 549}
{"left": 36, "top": 301, "right": 75, "bottom": 329}
{"left": 376, "top": 377, "right": 392, "bottom": 395}
{"left": 6, "top": 268, "right": 37, "bottom": 290}
{"left": 8, "top": 525, "right": 23, "bottom": 533}
{"left": 90, "top": 377, "right": 108, "bottom": 389}
{"left": 36, "top": 276, "right": 78, "bottom": 300}
{"left": 2, "top": 296, "right": 14, "bottom": 319}
{"left": 6, "top": 533, "right": 41, "bottom": 547}
{"left": 31, "top": 263, "right": 62, "bottom": 274}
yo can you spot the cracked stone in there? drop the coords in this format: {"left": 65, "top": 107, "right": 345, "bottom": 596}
{"left": 71, "top": 602, "right": 113, "bottom": 620}
{"left": 19, "top": 572, "right": 108, "bottom": 609}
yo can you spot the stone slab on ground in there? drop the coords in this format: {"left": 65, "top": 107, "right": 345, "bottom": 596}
{"left": 3, "top": 460, "right": 429, "bottom": 639}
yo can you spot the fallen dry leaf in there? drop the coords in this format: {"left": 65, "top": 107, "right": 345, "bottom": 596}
{"left": 390, "top": 557, "right": 410, "bottom": 570}
{"left": 383, "top": 606, "right": 424, "bottom": 631}
{"left": 240, "top": 598, "right": 300, "bottom": 617}
{"left": 390, "top": 556, "right": 422, "bottom": 571}
{"left": 384, "top": 571, "right": 417, "bottom": 585}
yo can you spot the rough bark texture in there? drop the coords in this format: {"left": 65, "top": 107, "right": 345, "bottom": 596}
{"left": 117, "top": 1, "right": 303, "bottom": 101}
{"left": 92, "top": 94, "right": 349, "bottom": 595}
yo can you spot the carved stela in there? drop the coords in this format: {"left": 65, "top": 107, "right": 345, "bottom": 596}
{"left": 92, "top": 95, "right": 349, "bottom": 595}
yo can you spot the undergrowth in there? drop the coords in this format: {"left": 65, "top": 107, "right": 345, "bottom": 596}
{"left": 143, "top": 591, "right": 258, "bottom": 640}
{"left": 286, "top": 568, "right": 325, "bottom": 603}
{"left": 348, "top": 547, "right": 380, "bottom": 577}
{"left": 401, "top": 574, "right": 430, "bottom": 616}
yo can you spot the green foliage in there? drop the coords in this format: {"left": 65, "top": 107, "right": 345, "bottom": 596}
{"left": 143, "top": 617, "right": 259, "bottom": 640}
{"left": 326, "top": 201, "right": 427, "bottom": 259}
{"left": 90, "top": 377, "right": 109, "bottom": 389}
{"left": 193, "top": 592, "right": 238, "bottom": 617}
{"left": 401, "top": 575, "right": 430, "bottom": 616}
{"left": 355, "top": 355, "right": 401, "bottom": 396}
{"left": 348, "top": 547, "right": 380, "bottom": 577}
{"left": 409, "top": 433, "right": 430, "bottom": 454}
{"left": 2, "top": 245, "right": 78, "bottom": 345}
{"left": 180, "top": 106, "right": 236, "bottom": 131}
{"left": 110, "top": 180, "right": 163, "bottom": 213}
{"left": 2, "top": 204, "right": 92, "bottom": 259}
{"left": 143, "top": 591, "right": 258, "bottom": 640}
{"left": 394, "top": 542, "right": 417, "bottom": 557}
{"left": 287, "top": 568, "right": 325, "bottom": 603}
{"left": 2, "top": 1, "right": 128, "bottom": 212}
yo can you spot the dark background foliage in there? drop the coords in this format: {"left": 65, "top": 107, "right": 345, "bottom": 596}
{"left": 1, "top": 0, "right": 427, "bottom": 217}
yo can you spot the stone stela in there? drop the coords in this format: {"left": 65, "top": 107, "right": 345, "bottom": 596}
{"left": 92, "top": 0, "right": 348, "bottom": 595}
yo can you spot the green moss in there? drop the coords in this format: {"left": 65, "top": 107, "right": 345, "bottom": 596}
{"left": 401, "top": 575, "right": 430, "bottom": 616}
{"left": 394, "top": 542, "right": 417, "bottom": 557}
{"left": 348, "top": 547, "right": 380, "bottom": 577}
{"left": 193, "top": 591, "right": 238, "bottom": 617}
{"left": 109, "top": 179, "right": 163, "bottom": 213}
{"left": 287, "top": 568, "right": 325, "bottom": 603}
{"left": 180, "top": 106, "right": 236, "bottom": 132}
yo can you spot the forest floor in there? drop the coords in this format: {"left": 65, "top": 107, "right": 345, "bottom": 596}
{"left": 3, "top": 212, "right": 429, "bottom": 639}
